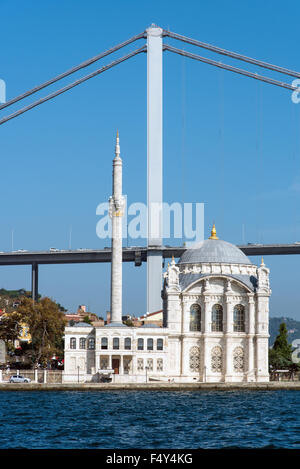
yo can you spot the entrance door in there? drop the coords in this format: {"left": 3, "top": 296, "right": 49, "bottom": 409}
{"left": 112, "top": 358, "right": 120, "bottom": 375}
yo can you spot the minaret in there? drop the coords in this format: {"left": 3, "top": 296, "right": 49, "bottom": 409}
{"left": 108, "top": 131, "right": 125, "bottom": 326}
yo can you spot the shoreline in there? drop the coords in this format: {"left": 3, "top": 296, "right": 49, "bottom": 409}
{"left": 0, "top": 381, "right": 300, "bottom": 391}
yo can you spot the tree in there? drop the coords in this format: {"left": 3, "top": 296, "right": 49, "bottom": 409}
{"left": 269, "top": 322, "right": 300, "bottom": 380}
{"left": 0, "top": 312, "right": 23, "bottom": 350}
{"left": 82, "top": 315, "right": 92, "bottom": 324}
{"left": 18, "top": 297, "right": 65, "bottom": 366}
{"left": 124, "top": 319, "right": 134, "bottom": 327}
{"left": 273, "top": 323, "right": 292, "bottom": 361}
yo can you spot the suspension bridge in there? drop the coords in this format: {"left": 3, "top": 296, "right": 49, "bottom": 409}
{"left": 1, "top": 24, "right": 300, "bottom": 310}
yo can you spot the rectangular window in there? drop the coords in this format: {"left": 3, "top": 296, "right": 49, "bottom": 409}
{"left": 157, "top": 338, "right": 163, "bottom": 351}
{"left": 101, "top": 337, "right": 108, "bottom": 350}
{"left": 113, "top": 337, "right": 119, "bottom": 350}
{"left": 147, "top": 338, "right": 153, "bottom": 351}
{"left": 137, "top": 338, "right": 144, "bottom": 350}
{"left": 100, "top": 357, "right": 109, "bottom": 370}
{"left": 137, "top": 358, "right": 144, "bottom": 371}
{"left": 88, "top": 338, "right": 95, "bottom": 350}
{"left": 157, "top": 358, "right": 163, "bottom": 371}
{"left": 125, "top": 338, "right": 131, "bottom": 350}
{"left": 70, "top": 338, "right": 76, "bottom": 349}
{"left": 147, "top": 358, "right": 153, "bottom": 371}
{"left": 79, "top": 338, "right": 86, "bottom": 349}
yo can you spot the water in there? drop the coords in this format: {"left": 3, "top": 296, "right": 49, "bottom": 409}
{"left": 0, "top": 390, "right": 299, "bottom": 448}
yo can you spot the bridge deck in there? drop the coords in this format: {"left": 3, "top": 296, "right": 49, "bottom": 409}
{"left": 0, "top": 244, "right": 299, "bottom": 266}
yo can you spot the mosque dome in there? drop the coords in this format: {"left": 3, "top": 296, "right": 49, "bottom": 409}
{"left": 179, "top": 224, "right": 252, "bottom": 265}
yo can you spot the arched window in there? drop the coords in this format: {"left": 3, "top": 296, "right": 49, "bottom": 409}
{"left": 211, "top": 346, "right": 222, "bottom": 372}
{"left": 233, "top": 347, "right": 244, "bottom": 372}
{"left": 157, "top": 338, "right": 163, "bottom": 350}
{"left": 79, "top": 338, "right": 86, "bottom": 349}
{"left": 101, "top": 337, "right": 108, "bottom": 350}
{"left": 190, "top": 304, "right": 201, "bottom": 331}
{"left": 147, "top": 338, "right": 153, "bottom": 351}
{"left": 88, "top": 338, "right": 95, "bottom": 350}
{"left": 70, "top": 337, "right": 76, "bottom": 349}
{"left": 233, "top": 305, "right": 245, "bottom": 332}
{"left": 125, "top": 337, "right": 131, "bottom": 350}
{"left": 211, "top": 304, "right": 223, "bottom": 332}
{"left": 189, "top": 346, "right": 200, "bottom": 372}
{"left": 113, "top": 337, "right": 119, "bottom": 350}
{"left": 137, "top": 338, "right": 144, "bottom": 350}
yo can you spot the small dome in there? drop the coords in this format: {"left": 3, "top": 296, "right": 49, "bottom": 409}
{"left": 179, "top": 239, "right": 252, "bottom": 265}
{"left": 72, "top": 322, "right": 93, "bottom": 327}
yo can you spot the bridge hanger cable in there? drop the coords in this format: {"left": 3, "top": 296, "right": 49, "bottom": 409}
{"left": 0, "top": 46, "right": 146, "bottom": 126}
{"left": 164, "top": 30, "right": 300, "bottom": 79}
{"left": 0, "top": 31, "right": 146, "bottom": 111}
{"left": 163, "top": 45, "right": 298, "bottom": 92}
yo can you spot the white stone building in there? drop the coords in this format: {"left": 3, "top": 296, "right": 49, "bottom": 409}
{"left": 63, "top": 136, "right": 271, "bottom": 383}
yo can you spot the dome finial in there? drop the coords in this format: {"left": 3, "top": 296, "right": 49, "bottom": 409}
{"left": 209, "top": 223, "right": 218, "bottom": 240}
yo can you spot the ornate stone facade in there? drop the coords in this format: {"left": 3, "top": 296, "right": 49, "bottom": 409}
{"left": 161, "top": 227, "right": 271, "bottom": 383}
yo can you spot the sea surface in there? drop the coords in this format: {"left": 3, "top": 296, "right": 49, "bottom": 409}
{"left": 0, "top": 390, "right": 299, "bottom": 449}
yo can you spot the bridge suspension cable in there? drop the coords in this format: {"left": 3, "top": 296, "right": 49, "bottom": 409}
{"left": 164, "top": 44, "right": 298, "bottom": 91}
{"left": 164, "top": 30, "right": 300, "bottom": 79}
{"left": 0, "top": 31, "right": 145, "bottom": 111}
{"left": 0, "top": 46, "right": 146, "bottom": 126}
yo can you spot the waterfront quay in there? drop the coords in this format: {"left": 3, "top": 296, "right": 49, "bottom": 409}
{"left": 0, "top": 381, "right": 300, "bottom": 391}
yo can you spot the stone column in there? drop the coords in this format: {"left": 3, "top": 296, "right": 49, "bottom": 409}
{"left": 120, "top": 355, "right": 124, "bottom": 375}
{"left": 203, "top": 295, "right": 210, "bottom": 333}
{"left": 247, "top": 294, "right": 255, "bottom": 381}
{"left": 202, "top": 296, "right": 211, "bottom": 381}
{"left": 132, "top": 355, "right": 136, "bottom": 376}
{"left": 225, "top": 296, "right": 233, "bottom": 382}
{"left": 255, "top": 293, "right": 270, "bottom": 382}
{"left": 182, "top": 296, "right": 189, "bottom": 334}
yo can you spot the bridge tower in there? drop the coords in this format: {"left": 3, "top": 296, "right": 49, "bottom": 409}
{"left": 147, "top": 25, "right": 163, "bottom": 313}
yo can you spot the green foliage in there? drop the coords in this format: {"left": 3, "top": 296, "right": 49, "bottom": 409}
{"left": 82, "top": 315, "right": 92, "bottom": 324}
{"left": 269, "top": 322, "right": 299, "bottom": 375}
{"left": 0, "top": 288, "right": 36, "bottom": 299}
{"left": 124, "top": 319, "right": 134, "bottom": 327}
{"left": 269, "top": 316, "right": 300, "bottom": 346}
{"left": 18, "top": 297, "right": 65, "bottom": 366}
{"left": 0, "top": 311, "right": 23, "bottom": 345}
{"left": 273, "top": 323, "right": 292, "bottom": 361}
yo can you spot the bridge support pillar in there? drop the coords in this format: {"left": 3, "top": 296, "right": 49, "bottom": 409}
{"left": 31, "top": 262, "right": 39, "bottom": 302}
{"left": 147, "top": 25, "right": 163, "bottom": 313}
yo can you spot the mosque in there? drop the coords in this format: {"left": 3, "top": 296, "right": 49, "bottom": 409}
{"left": 63, "top": 135, "right": 271, "bottom": 383}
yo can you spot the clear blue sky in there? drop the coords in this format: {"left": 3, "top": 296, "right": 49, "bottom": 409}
{"left": 1, "top": 0, "right": 300, "bottom": 319}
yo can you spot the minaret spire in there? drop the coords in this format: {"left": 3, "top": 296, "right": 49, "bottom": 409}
{"left": 108, "top": 130, "right": 125, "bottom": 327}
{"left": 115, "top": 130, "right": 120, "bottom": 158}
